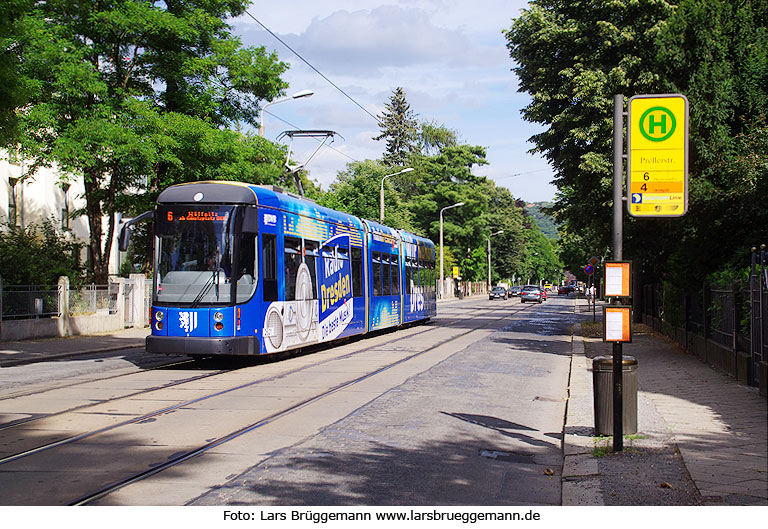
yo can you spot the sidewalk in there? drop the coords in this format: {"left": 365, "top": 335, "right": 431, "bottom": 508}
{"left": 0, "top": 326, "right": 149, "bottom": 367}
{"left": 564, "top": 297, "right": 768, "bottom": 506}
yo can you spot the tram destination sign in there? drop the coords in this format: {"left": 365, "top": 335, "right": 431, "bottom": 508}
{"left": 627, "top": 94, "right": 689, "bottom": 218}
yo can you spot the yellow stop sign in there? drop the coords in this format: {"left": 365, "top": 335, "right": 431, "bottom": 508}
{"left": 627, "top": 94, "right": 689, "bottom": 218}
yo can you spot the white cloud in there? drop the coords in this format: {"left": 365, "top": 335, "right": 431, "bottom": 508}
{"left": 291, "top": 6, "right": 496, "bottom": 75}
{"left": 234, "top": 1, "right": 556, "bottom": 202}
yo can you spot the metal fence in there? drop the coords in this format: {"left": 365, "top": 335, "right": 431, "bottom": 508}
{"left": 0, "top": 284, "right": 59, "bottom": 319}
{"left": 641, "top": 283, "right": 747, "bottom": 346}
{"left": 1, "top": 282, "right": 118, "bottom": 320}
{"left": 69, "top": 283, "right": 119, "bottom": 316}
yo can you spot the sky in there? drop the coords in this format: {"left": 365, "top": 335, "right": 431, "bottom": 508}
{"left": 231, "top": 0, "right": 557, "bottom": 203}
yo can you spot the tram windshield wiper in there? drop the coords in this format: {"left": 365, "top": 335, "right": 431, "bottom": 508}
{"left": 191, "top": 270, "right": 217, "bottom": 308}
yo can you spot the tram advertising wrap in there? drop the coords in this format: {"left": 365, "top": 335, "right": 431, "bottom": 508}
{"left": 121, "top": 181, "right": 436, "bottom": 359}
{"left": 319, "top": 234, "right": 353, "bottom": 342}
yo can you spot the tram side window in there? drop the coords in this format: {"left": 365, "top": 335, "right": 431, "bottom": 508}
{"left": 405, "top": 257, "right": 412, "bottom": 294}
{"left": 428, "top": 260, "right": 435, "bottom": 295}
{"left": 284, "top": 236, "right": 301, "bottom": 301}
{"left": 382, "top": 253, "right": 391, "bottom": 296}
{"left": 372, "top": 252, "right": 382, "bottom": 296}
{"left": 351, "top": 247, "right": 363, "bottom": 297}
{"left": 391, "top": 255, "right": 400, "bottom": 295}
{"left": 236, "top": 232, "right": 257, "bottom": 303}
{"left": 416, "top": 260, "right": 422, "bottom": 290}
{"left": 263, "top": 234, "right": 278, "bottom": 302}
{"left": 304, "top": 240, "right": 319, "bottom": 300}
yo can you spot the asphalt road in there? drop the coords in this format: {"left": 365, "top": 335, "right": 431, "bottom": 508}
{"left": 191, "top": 295, "right": 581, "bottom": 506}
{"left": 0, "top": 294, "right": 584, "bottom": 506}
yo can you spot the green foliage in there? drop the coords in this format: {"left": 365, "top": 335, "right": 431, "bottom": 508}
{"left": 0, "top": 219, "right": 85, "bottom": 285}
{"left": 320, "top": 160, "right": 415, "bottom": 231}
{"left": 506, "top": 0, "right": 768, "bottom": 287}
{"left": 9, "top": 0, "right": 290, "bottom": 282}
{"left": 373, "top": 87, "right": 419, "bottom": 166}
{"left": 524, "top": 201, "right": 560, "bottom": 240}
{"left": 322, "top": 87, "right": 565, "bottom": 285}
{"left": 418, "top": 120, "right": 459, "bottom": 156}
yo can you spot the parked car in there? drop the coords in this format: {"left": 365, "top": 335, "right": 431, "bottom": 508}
{"left": 508, "top": 286, "right": 522, "bottom": 297}
{"left": 489, "top": 286, "right": 508, "bottom": 300}
{"left": 520, "top": 285, "right": 543, "bottom": 303}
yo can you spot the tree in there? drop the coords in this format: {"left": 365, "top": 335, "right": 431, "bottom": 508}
{"left": 0, "top": 219, "right": 85, "bottom": 285}
{"left": 505, "top": 0, "right": 768, "bottom": 287}
{"left": 505, "top": 0, "right": 675, "bottom": 277}
{"left": 418, "top": 120, "right": 459, "bottom": 156}
{"left": 651, "top": 0, "right": 768, "bottom": 287}
{"left": 373, "top": 87, "right": 419, "bottom": 166}
{"left": 12, "top": 1, "right": 289, "bottom": 282}
{"left": 0, "top": 0, "right": 32, "bottom": 145}
{"left": 320, "top": 160, "right": 415, "bottom": 231}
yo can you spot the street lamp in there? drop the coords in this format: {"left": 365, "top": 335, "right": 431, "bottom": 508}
{"left": 487, "top": 230, "right": 504, "bottom": 289}
{"left": 258, "top": 89, "right": 314, "bottom": 137}
{"left": 439, "top": 202, "right": 464, "bottom": 298}
{"left": 379, "top": 167, "right": 414, "bottom": 222}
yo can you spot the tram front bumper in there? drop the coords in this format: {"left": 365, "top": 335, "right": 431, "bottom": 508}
{"left": 146, "top": 335, "right": 259, "bottom": 356}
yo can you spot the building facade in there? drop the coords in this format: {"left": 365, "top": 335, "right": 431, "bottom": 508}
{"left": 1, "top": 150, "right": 122, "bottom": 278}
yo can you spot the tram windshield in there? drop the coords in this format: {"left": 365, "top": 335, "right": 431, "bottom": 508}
{"left": 155, "top": 205, "right": 255, "bottom": 306}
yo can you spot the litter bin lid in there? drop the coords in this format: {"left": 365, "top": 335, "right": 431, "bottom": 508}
{"left": 593, "top": 355, "right": 637, "bottom": 367}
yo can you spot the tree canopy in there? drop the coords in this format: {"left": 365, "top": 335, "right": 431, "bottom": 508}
{"left": 373, "top": 87, "right": 419, "bottom": 167}
{"left": 506, "top": 0, "right": 768, "bottom": 287}
{"left": 332, "top": 90, "right": 562, "bottom": 285}
{"left": 7, "top": 0, "right": 290, "bottom": 282}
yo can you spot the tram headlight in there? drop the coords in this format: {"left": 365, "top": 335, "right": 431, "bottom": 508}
{"left": 155, "top": 310, "right": 164, "bottom": 322}
{"left": 213, "top": 311, "right": 224, "bottom": 322}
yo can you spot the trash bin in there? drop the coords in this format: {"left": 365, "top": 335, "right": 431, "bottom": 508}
{"left": 592, "top": 355, "right": 638, "bottom": 435}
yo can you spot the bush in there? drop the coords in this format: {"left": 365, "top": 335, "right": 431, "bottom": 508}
{"left": 0, "top": 219, "right": 85, "bottom": 285}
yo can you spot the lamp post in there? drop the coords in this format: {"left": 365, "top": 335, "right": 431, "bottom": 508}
{"left": 258, "top": 89, "right": 314, "bottom": 137}
{"left": 439, "top": 202, "right": 464, "bottom": 298}
{"left": 379, "top": 167, "right": 413, "bottom": 222}
{"left": 487, "top": 230, "right": 504, "bottom": 289}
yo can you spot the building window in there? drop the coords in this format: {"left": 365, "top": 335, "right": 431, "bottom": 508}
{"left": 60, "top": 183, "right": 70, "bottom": 230}
{"left": 8, "top": 177, "right": 19, "bottom": 227}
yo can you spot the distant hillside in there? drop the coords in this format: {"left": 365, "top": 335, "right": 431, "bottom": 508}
{"left": 524, "top": 201, "right": 560, "bottom": 240}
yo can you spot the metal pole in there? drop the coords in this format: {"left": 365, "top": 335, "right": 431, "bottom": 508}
{"left": 487, "top": 238, "right": 491, "bottom": 290}
{"left": 380, "top": 182, "right": 385, "bottom": 223}
{"left": 438, "top": 202, "right": 464, "bottom": 299}
{"left": 614, "top": 94, "right": 624, "bottom": 261}
{"left": 440, "top": 211, "right": 444, "bottom": 298}
{"left": 613, "top": 94, "right": 624, "bottom": 452}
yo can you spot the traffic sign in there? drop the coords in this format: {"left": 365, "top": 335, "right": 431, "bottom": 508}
{"left": 627, "top": 94, "right": 689, "bottom": 217}
{"left": 584, "top": 264, "right": 594, "bottom": 275}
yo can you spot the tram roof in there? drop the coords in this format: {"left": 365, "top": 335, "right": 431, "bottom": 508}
{"left": 157, "top": 181, "right": 365, "bottom": 230}
{"left": 157, "top": 181, "right": 434, "bottom": 248}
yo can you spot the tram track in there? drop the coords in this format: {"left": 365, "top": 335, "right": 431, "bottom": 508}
{"left": 0, "top": 300, "right": 534, "bottom": 506}
{"left": 0, "top": 356, "right": 198, "bottom": 402}
{"left": 0, "top": 321, "right": 448, "bottom": 466}
{"left": 0, "top": 306, "right": 480, "bottom": 427}
{"left": 72, "top": 303, "right": 523, "bottom": 506}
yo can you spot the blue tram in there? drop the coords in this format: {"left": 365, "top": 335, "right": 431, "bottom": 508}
{"left": 119, "top": 181, "right": 437, "bottom": 357}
